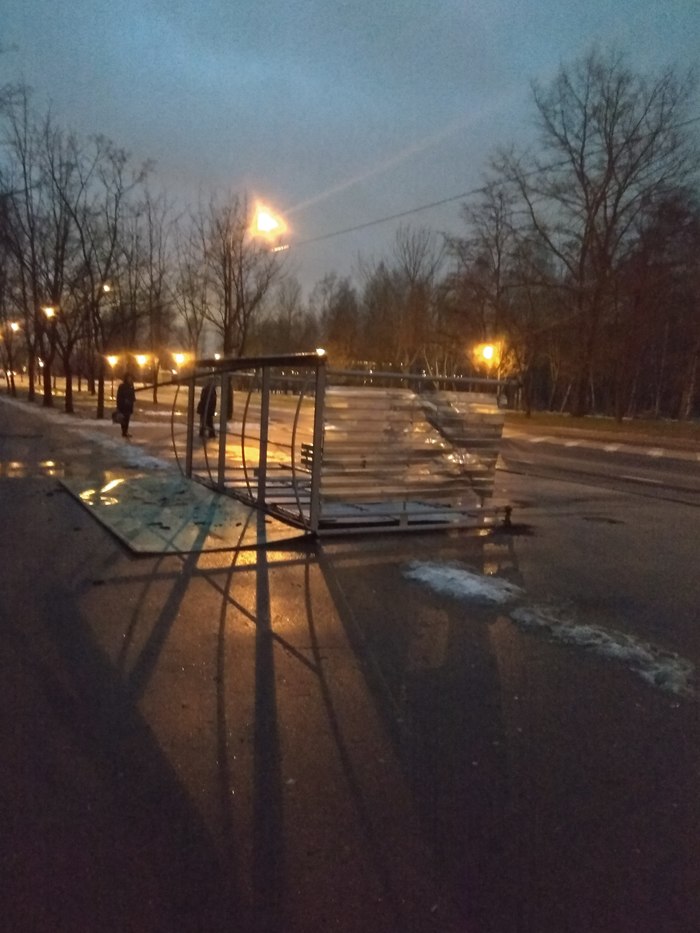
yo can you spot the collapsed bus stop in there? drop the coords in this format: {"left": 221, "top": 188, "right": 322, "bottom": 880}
{"left": 172, "top": 352, "right": 506, "bottom": 536}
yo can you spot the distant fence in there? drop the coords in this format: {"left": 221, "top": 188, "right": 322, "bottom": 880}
{"left": 171, "top": 353, "right": 507, "bottom": 535}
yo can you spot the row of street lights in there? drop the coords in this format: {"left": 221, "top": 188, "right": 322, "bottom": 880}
{"left": 3, "top": 202, "right": 286, "bottom": 390}
{"left": 5, "top": 203, "right": 502, "bottom": 403}
{"left": 105, "top": 351, "right": 191, "bottom": 396}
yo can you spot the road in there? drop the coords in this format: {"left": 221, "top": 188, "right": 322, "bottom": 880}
{"left": 326, "top": 429, "right": 700, "bottom": 932}
{"left": 501, "top": 425, "right": 700, "bottom": 505}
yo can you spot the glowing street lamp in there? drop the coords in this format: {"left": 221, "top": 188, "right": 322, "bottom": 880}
{"left": 172, "top": 352, "right": 187, "bottom": 373}
{"left": 134, "top": 353, "right": 149, "bottom": 384}
{"left": 2, "top": 322, "right": 21, "bottom": 395}
{"left": 250, "top": 203, "right": 289, "bottom": 251}
{"left": 473, "top": 341, "right": 501, "bottom": 375}
{"left": 40, "top": 305, "right": 60, "bottom": 392}
{"left": 106, "top": 354, "right": 119, "bottom": 397}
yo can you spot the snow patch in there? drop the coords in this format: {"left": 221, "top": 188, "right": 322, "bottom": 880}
{"left": 510, "top": 606, "right": 694, "bottom": 697}
{"left": 404, "top": 560, "right": 523, "bottom": 604}
{"left": 404, "top": 559, "right": 694, "bottom": 697}
{"left": 2, "top": 396, "right": 175, "bottom": 473}
{"left": 73, "top": 425, "right": 174, "bottom": 471}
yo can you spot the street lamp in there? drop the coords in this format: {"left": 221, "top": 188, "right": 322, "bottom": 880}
{"left": 107, "top": 355, "right": 119, "bottom": 398}
{"left": 172, "top": 352, "right": 187, "bottom": 374}
{"left": 473, "top": 341, "right": 501, "bottom": 375}
{"left": 134, "top": 353, "right": 149, "bottom": 384}
{"left": 250, "top": 202, "right": 289, "bottom": 251}
{"left": 1, "top": 322, "right": 18, "bottom": 395}
{"left": 41, "top": 305, "right": 59, "bottom": 393}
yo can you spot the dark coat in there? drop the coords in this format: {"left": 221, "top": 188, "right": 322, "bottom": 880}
{"left": 116, "top": 378, "right": 135, "bottom": 415}
{"left": 197, "top": 383, "right": 217, "bottom": 420}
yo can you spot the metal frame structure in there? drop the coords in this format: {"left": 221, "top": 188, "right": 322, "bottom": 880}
{"left": 172, "top": 353, "right": 506, "bottom": 536}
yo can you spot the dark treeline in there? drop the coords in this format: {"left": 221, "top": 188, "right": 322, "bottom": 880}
{"left": 1, "top": 47, "right": 699, "bottom": 419}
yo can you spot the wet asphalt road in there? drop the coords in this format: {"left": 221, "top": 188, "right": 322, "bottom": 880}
{"left": 500, "top": 431, "right": 700, "bottom": 505}
{"left": 2, "top": 396, "right": 700, "bottom": 932}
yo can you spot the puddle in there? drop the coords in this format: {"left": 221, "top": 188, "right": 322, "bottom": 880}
{"left": 0, "top": 459, "right": 64, "bottom": 479}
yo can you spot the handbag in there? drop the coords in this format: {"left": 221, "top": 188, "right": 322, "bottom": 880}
{"left": 111, "top": 409, "right": 125, "bottom": 425}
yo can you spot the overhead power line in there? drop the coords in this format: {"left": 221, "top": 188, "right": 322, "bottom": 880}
{"left": 293, "top": 113, "right": 700, "bottom": 248}
{"left": 293, "top": 188, "right": 483, "bottom": 246}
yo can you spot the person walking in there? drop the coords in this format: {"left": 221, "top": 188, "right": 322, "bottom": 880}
{"left": 197, "top": 378, "right": 217, "bottom": 439}
{"left": 115, "top": 372, "right": 136, "bottom": 438}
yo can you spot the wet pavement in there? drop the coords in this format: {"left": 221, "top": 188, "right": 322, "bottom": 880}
{"left": 3, "top": 394, "right": 700, "bottom": 932}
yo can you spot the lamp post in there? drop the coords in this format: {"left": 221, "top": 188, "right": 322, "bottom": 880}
{"left": 41, "top": 305, "right": 59, "bottom": 400}
{"left": 135, "top": 353, "right": 149, "bottom": 385}
{"left": 107, "top": 355, "right": 119, "bottom": 398}
{"left": 1, "top": 321, "right": 21, "bottom": 396}
{"left": 89, "top": 282, "right": 113, "bottom": 419}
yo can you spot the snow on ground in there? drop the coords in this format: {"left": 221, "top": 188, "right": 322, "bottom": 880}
{"left": 403, "top": 559, "right": 695, "bottom": 697}
{"left": 510, "top": 605, "right": 695, "bottom": 697}
{"left": 1, "top": 395, "right": 175, "bottom": 472}
{"left": 404, "top": 561, "right": 523, "bottom": 604}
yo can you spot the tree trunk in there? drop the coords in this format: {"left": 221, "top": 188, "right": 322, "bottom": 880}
{"left": 679, "top": 347, "right": 699, "bottom": 421}
{"left": 42, "top": 362, "right": 53, "bottom": 407}
{"left": 64, "top": 362, "right": 74, "bottom": 414}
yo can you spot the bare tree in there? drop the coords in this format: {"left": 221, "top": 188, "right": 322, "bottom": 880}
{"left": 358, "top": 225, "right": 444, "bottom": 370}
{"left": 0, "top": 85, "right": 48, "bottom": 403}
{"left": 196, "top": 192, "right": 283, "bottom": 357}
{"left": 171, "top": 220, "right": 209, "bottom": 356}
{"left": 58, "top": 135, "right": 148, "bottom": 417}
{"left": 136, "top": 187, "right": 175, "bottom": 401}
{"left": 449, "top": 182, "right": 517, "bottom": 345}
{"left": 449, "top": 182, "right": 562, "bottom": 409}
{"left": 311, "top": 273, "right": 360, "bottom": 366}
{"left": 494, "top": 47, "right": 700, "bottom": 415}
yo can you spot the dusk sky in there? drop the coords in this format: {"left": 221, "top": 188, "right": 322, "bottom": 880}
{"left": 3, "top": 0, "right": 699, "bottom": 295}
